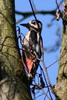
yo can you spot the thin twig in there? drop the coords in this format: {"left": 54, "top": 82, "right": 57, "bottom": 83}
{"left": 28, "top": 0, "right": 37, "bottom": 21}
{"left": 47, "top": 48, "right": 67, "bottom": 69}
{"left": 39, "top": 65, "right": 53, "bottom": 99}
{"left": 42, "top": 49, "right": 53, "bottom": 100}
{"left": 33, "top": 90, "right": 49, "bottom": 100}
{"left": 33, "top": 81, "right": 51, "bottom": 100}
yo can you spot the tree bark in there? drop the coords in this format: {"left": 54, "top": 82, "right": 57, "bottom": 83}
{"left": 55, "top": 0, "right": 67, "bottom": 100}
{"left": 0, "top": 0, "right": 32, "bottom": 100}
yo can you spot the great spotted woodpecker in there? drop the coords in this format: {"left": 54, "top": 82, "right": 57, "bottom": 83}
{"left": 20, "top": 20, "right": 43, "bottom": 81}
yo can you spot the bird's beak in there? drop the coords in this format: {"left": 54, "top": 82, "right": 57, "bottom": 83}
{"left": 20, "top": 23, "right": 29, "bottom": 29}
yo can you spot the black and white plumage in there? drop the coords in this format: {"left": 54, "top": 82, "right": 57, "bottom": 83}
{"left": 20, "top": 20, "right": 43, "bottom": 80}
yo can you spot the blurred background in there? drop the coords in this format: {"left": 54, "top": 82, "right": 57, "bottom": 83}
{"left": 15, "top": 0, "right": 63, "bottom": 99}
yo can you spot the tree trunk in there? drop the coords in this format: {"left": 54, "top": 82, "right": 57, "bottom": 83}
{"left": 55, "top": 0, "right": 67, "bottom": 100}
{"left": 0, "top": 0, "right": 32, "bottom": 100}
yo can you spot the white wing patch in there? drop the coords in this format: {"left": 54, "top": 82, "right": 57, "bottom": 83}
{"left": 36, "top": 44, "right": 39, "bottom": 52}
{"left": 37, "top": 33, "right": 39, "bottom": 42}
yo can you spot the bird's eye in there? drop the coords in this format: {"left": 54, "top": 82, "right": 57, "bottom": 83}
{"left": 32, "top": 21, "right": 36, "bottom": 25}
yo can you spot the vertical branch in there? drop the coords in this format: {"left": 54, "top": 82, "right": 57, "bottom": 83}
{"left": 55, "top": 0, "right": 67, "bottom": 100}
{"left": 0, "top": 0, "right": 32, "bottom": 100}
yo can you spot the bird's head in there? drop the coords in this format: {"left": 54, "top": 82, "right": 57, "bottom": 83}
{"left": 20, "top": 20, "right": 42, "bottom": 32}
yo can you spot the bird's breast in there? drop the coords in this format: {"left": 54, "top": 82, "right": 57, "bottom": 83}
{"left": 23, "top": 31, "right": 30, "bottom": 45}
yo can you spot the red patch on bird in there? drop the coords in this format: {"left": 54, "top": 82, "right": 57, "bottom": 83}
{"left": 26, "top": 58, "right": 33, "bottom": 72}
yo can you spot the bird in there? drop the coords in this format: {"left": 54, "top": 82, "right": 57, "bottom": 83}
{"left": 20, "top": 20, "right": 43, "bottom": 82}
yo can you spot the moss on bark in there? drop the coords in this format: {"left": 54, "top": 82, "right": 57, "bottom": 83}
{"left": 0, "top": 0, "right": 32, "bottom": 100}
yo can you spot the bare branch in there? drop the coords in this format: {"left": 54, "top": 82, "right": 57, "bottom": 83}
{"left": 15, "top": 10, "right": 56, "bottom": 24}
